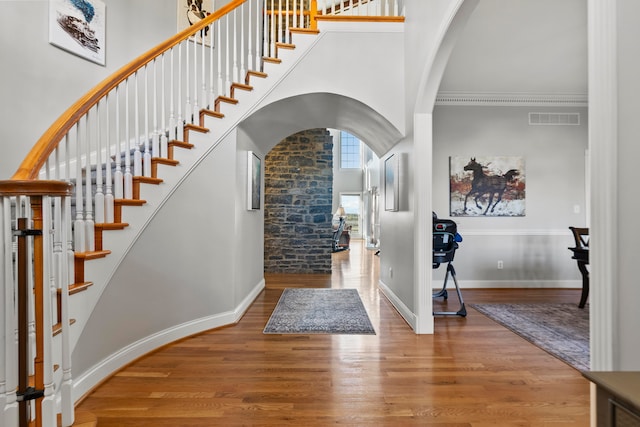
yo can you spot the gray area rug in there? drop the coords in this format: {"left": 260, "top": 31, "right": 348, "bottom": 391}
{"left": 471, "top": 303, "right": 589, "bottom": 371}
{"left": 264, "top": 288, "right": 376, "bottom": 335}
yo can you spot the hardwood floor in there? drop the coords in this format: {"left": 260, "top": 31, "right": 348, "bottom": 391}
{"left": 76, "top": 240, "right": 590, "bottom": 426}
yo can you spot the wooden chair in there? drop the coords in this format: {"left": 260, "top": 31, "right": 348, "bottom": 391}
{"left": 568, "top": 227, "right": 589, "bottom": 308}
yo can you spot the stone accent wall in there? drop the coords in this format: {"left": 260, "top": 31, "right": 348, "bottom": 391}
{"left": 264, "top": 129, "right": 333, "bottom": 273}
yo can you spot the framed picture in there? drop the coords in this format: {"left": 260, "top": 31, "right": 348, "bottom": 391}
{"left": 449, "top": 156, "right": 526, "bottom": 217}
{"left": 177, "top": 0, "right": 214, "bottom": 46}
{"left": 248, "top": 151, "right": 261, "bottom": 210}
{"left": 49, "top": 0, "right": 106, "bottom": 66}
{"left": 384, "top": 154, "right": 399, "bottom": 212}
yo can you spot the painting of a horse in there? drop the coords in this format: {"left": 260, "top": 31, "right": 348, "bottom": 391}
{"left": 449, "top": 156, "right": 525, "bottom": 216}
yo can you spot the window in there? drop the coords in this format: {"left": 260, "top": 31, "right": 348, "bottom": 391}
{"left": 340, "top": 193, "right": 362, "bottom": 237}
{"left": 340, "top": 131, "right": 361, "bottom": 169}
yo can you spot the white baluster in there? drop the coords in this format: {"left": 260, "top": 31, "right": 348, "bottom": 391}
{"left": 160, "top": 53, "right": 168, "bottom": 157}
{"left": 84, "top": 114, "right": 95, "bottom": 252}
{"left": 124, "top": 79, "right": 133, "bottom": 199}
{"left": 144, "top": 65, "right": 152, "bottom": 177}
{"left": 41, "top": 195, "right": 57, "bottom": 427}
{"left": 2, "top": 195, "right": 19, "bottom": 427}
{"left": 74, "top": 123, "right": 85, "bottom": 253}
{"left": 59, "top": 193, "right": 74, "bottom": 427}
{"left": 63, "top": 134, "right": 74, "bottom": 286}
{"left": 49, "top": 154, "right": 60, "bottom": 329}
{"left": 95, "top": 102, "right": 105, "bottom": 224}
{"left": 269, "top": 3, "right": 275, "bottom": 58}
{"left": 169, "top": 47, "right": 177, "bottom": 143}
{"left": 218, "top": 21, "right": 224, "bottom": 94}
{"left": 192, "top": 32, "right": 199, "bottom": 122}
{"left": 114, "top": 86, "right": 124, "bottom": 200}
{"left": 225, "top": 14, "right": 232, "bottom": 93}
{"left": 177, "top": 44, "right": 185, "bottom": 139}
{"left": 209, "top": 23, "right": 216, "bottom": 108}
{"left": 248, "top": 2, "right": 254, "bottom": 73}
{"left": 233, "top": 9, "right": 239, "bottom": 83}
{"left": 263, "top": 0, "right": 268, "bottom": 62}
{"left": 105, "top": 94, "right": 114, "bottom": 223}
{"left": 240, "top": 4, "right": 246, "bottom": 79}
{"left": 133, "top": 73, "right": 142, "bottom": 178}
{"left": 256, "top": 1, "right": 262, "bottom": 71}
{"left": 201, "top": 27, "right": 208, "bottom": 111}
{"left": 285, "top": 0, "right": 290, "bottom": 43}
{"left": 185, "top": 39, "right": 192, "bottom": 124}
{"left": 152, "top": 59, "right": 159, "bottom": 160}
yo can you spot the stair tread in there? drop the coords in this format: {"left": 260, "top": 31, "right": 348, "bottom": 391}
{"left": 114, "top": 199, "right": 146, "bottom": 206}
{"left": 133, "top": 176, "right": 163, "bottom": 184}
{"left": 276, "top": 42, "right": 296, "bottom": 49}
{"left": 216, "top": 95, "right": 239, "bottom": 104}
{"left": 231, "top": 82, "right": 253, "bottom": 91}
{"left": 95, "top": 222, "right": 129, "bottom": 230}
{"left": 60, "top": 281, "right": 94, "bottom": 295}
{"left": 247, "top": 70, "right": 268, "bottom": 79}
{"left": 263, "top": 56, "right": 282, "bottom": 64}
{"left": 200, "top": 109, "right": 224, "bottom": 119}
{"left": 74, "top": 250, "right": 111, "bottom": 260}
{"left": 184, "top": 123, "right": 209, "bottom": 133}
{"left": 168, "top": 141, "right": 195, "bottom": 149}
{"left": 152, "top": 157, "right": 180, "bottom": 166}
{"left": 290, "top": 27, "right": 320, "bottom": 34}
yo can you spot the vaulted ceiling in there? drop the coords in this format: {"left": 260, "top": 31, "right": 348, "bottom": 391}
{"left": 438, "top": 0, "right": 587, "bottom": 99}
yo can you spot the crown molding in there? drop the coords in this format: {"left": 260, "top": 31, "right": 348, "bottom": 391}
{"left": 435, "top": 92, "right": 588, "bottom": 107}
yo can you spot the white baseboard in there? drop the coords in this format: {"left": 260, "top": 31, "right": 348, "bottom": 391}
{"left": 376, "top": 279, "right": 582, "bottom": 334}
{"left": 454, "top": 280, "right": 582, "bottom": 289}
{"left": 71, "top": 279, "right": 265, "bottom": 404}
{"left": 378, "top": 279, "right": 416, "bottom": 330}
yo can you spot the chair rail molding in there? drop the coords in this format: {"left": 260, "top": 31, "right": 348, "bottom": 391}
{"left": 435, "top": 91, "right": 588, "bottom": 107}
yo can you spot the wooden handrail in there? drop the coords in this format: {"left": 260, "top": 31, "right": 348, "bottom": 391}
{"left": 0, "top": 180, "right": 73, "bottom": 197}
{"left": 11, "top": 0, "right": 247, "bottom": 181}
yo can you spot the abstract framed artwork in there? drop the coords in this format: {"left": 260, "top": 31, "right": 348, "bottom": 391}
{"left": 177, "top": 0, "right": 214, "bottom": 46}
{"left": 248, "top": 151, "right": 262, "bottom": 210}
{"left": 384, "top": 154, "right": 399, "bottom": 212}
{"left": 449, "top": 156, "right": 525, "bottom": 217}
{"left": 49, "top": 0, "right": 106, "bottom": 66}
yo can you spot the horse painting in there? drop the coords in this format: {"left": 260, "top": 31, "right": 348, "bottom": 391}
{"left": 462, "top": 158, "right": 520, "bottom": 215}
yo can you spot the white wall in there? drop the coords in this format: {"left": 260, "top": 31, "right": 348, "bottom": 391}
{"left": 432, "top": 105, "right": 587, "bottom": 286}
{"left": 72, "top": 133, "right": 239, "bottom": 376}
{"left": 0, "top": 0, "right": 176, "bottom": 179}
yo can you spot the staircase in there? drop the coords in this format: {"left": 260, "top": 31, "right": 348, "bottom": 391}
{"left": 0, "top": 1, "right": 405, "bottom": 426}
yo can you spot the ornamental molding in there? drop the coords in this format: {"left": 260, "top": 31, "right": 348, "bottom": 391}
{"left": 435, "top": 92, "right": 588, "bottom": 107}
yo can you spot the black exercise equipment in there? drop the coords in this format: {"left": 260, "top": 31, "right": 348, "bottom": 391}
{"left": 432, "top": 215, "right": 466, "bottom": 317}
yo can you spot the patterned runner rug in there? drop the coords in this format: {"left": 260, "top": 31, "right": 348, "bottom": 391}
{"left": 264, "top": 288, "right": 376, "bottom": 335}
{"left": 471, "top": 303, "right": 589, "bottom": 371}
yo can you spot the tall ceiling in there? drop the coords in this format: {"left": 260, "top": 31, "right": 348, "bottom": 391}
{"left": 438, "top": 0, "right": 588, "bottom": 98}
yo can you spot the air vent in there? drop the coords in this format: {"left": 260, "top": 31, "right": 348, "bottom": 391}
{"left": 529, "top": 112, "right": 580, "bottom": 125}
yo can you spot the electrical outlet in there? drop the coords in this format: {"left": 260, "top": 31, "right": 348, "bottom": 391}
{"left": 497, "top": 260, "right": 504, "bottom": 270}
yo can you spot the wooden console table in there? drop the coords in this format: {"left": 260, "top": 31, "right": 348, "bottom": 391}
{"left": 583, "top": 371, "right": 640, "bottom": 426}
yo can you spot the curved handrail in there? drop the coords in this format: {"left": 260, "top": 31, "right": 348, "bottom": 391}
{"left": 11, "top": 0, "right": 246, "bottom": 181}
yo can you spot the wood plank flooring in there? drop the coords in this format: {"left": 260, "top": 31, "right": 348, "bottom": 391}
{"left": 76, "top": 240, "right": 590, "bottom": 426}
